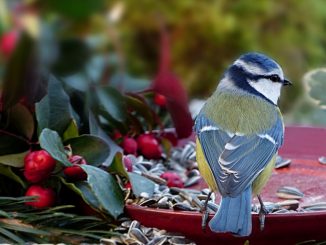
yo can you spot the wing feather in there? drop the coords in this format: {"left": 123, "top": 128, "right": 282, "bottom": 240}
{"left": 195, "top": 114, "right": 283, "bottom": 197}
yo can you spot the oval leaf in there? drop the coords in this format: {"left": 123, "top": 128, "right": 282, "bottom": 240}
{"left": 128, "top": 172, "right": 155, "bottom": 198}
{"left": 39, "top": 128, "right": 72, "bottom": 166}
{"left": 35, "top": 75, "right": 74, "bottom": 136}
{"left": 95, "top": 86, "right": 127, "bottom": 123}
{"left": 60, "top": 177, "right": 101, "bottom": 211}
{"left": 63, "top": 119, "right": 79, "bottom": 141}
{"left": 0, "top": 151, "right": 28, "bottom": 168}
{"left": 89, "top": 112, "right": 122, "bottom": 166}
{"left": 64, "top": 135, "right": 110, "bottom": 166}
{"left": 81, "top": 165, "right": 124, "bottom": 219}
{"left": 8, "top": 103, "right": 34, "bottom": 139}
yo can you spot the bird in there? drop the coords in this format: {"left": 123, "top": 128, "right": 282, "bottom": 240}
{"left": 194, "top": 52, "right": 291, "bottom": 237}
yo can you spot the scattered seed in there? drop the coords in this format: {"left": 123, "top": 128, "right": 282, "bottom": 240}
{"left": 184, "top": 175, "right": 201, "bottom": 187}
{"left": 318, "top": 156, "right": 326, "bottom": 165}
{"left": 302, "top": 202, "right": 326, "bottom": 211}
{"left": 275, "top": 156, "right": 292, "bottom": 169}
{"left": 276, "top": 186, "right": 304, "bottom": 200}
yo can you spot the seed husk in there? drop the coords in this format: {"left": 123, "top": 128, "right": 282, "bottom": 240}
{"left": 129, "top": 227, "right": 149, "bottom": 244}
{"left": 276, "top": 186, "right": 304, "bottom": 200}
{"left": 184, "top": 175, "right": 201, "bottom": 187}
{"left": 276, "top": 200, "right": 300, "bottom": 210}
{"left": 302, "top": 202, "right": 326, "bottom": 211}
{"left": 275, "top": 156, "right": 292, "bottom": 169}
{"left": 318, "top": 156, "right": 326, "bottom": 165}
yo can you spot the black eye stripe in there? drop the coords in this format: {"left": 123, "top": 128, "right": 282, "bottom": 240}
{"left": 255, "top": 74, "right": 281, "bottom": 82}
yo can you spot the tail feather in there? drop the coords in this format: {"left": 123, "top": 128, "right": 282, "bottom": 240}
{"left": 209, "top": 187, "right": 252, "bottom": 237}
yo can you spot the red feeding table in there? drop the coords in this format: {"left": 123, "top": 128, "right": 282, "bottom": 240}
{"left": 126, "top": 126, "right": 326, "bottom": 244}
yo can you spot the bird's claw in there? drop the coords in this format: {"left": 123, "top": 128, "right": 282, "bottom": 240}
{"left": 257, "top": 195, "right": 269, "bottom": 231}
{"left": 258, "top": 204, "right": 269, "bottom": 231}
{"left": 201, "top": 191, "right": 213, "bottom": 232}
{"left": 201, "top": 210, "right": 209, "bottom": 232}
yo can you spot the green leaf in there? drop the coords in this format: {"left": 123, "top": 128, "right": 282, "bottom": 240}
{"left": 0, "top": 151, "right": 28, "bottom": 168}
{"left": 75, "top": 182, "right": 102, "bottom": 210}
{"left": 0, "top": 227, "right": 25, "bottom": 244}
{"left": 304, "top": 69, "right": 326, "bottom": 107}
{"left": 95, "top": 86, "right": 127, "bottom": 123}
{"left": 89, "top": 112, "right": 122, "bottom": 166}
{"left": 107, "top": 153, "right": 128, "bottom": 178}
{"left": 63, "top": 120, "right": 79, "bottom": 141}
{"left": 0, "top": 165, "right": 27, "bottom": 188}
{"left": 35, "top": 75, "right": 74, "bottom": 136}
{"left": 128, "top": 172, "right": 155, "bottom": 198}
{"left": 64, "top": 135, "right": 110, "bottom": 167}
{"left": 39, "top": 128, "right": 72, "bottom": 166}
{"left": 0, "top": 132, "right": 29, "bottom": 156}
{"left": 8, "top": 103, "right": 34, "bottom": 139}
{"left": 60, "top": 178, "right": 101, "bottom": 211}
{"left": 81, "top": 165, "right": 124, "bottom": 219}
{"left": 126, "top": 94, "right": 154, "bottom": 131}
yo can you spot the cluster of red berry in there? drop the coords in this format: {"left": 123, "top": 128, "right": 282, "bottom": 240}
{"left": 24, "top": 150, "right": 88, "bottom": 208}
{"left": 120, "top": 131, "right": 184, "bottom": 189}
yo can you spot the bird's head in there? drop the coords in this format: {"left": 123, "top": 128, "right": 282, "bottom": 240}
{"left": 220, "top": 52, "right": 291, "bottom": 105}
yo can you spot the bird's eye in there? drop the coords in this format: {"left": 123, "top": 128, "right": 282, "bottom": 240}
{"left": 269, "top": 75, "right": 280, "bottom": 83}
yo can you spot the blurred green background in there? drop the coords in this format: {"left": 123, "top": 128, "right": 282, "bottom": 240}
{"left": 1, "top": 0, "right": 326, "bottom": 125}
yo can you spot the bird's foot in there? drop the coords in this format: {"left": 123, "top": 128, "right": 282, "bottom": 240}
{"left": 201, "top": 191, "right": 213, "bottom": 232}
{"left": 257, "top": 195, "right": 269, "bottom": 231}
{"left": 201, "top": 209, "right": 210, "bottom": 231}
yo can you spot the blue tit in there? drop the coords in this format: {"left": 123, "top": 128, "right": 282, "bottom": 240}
{"left": 194, "top": 52, "right": 291, "bottom": 237}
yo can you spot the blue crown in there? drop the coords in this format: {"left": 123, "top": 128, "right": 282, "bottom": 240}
{"left": 238, "top": 52, "right": 279, "bottom": 73}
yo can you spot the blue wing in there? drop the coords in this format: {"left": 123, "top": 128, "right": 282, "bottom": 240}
{"left": 194, "top": 113, "right": 283, "bottom": 197}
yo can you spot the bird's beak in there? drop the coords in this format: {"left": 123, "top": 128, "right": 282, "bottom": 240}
{"left": 282, "top": 79, "right": 292, "bottom": 86}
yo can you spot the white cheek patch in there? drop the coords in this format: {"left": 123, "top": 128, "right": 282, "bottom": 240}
{"left": 248, "top": 79, "right": 282, "bottom": 104}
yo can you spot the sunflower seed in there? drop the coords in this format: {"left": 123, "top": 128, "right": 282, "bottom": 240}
{"left": 276, "top": 186, "right": 304, "bottom": 200}
{"left": 129, "top": 228, "right": 149, "bottom": 244}
{"left": 139, "top": 198, "right": 157, "bottom": 207}
{"left": 276, "top": 200, "right": 300, "bottom": 210}
{"left": 275, "top": 156, "right": 292, "bottom": 169}
{"left": 141, "top": 172, "right": 167, "bottom": 185}
{"left": 187, "top": 169, "right": 200, "bottom": 178}
{"left": 302, "top": 202, "right": 326, "bottom": 211}
{"left": 318, "top": 156, "right": 326, "bottom": 165}
{"left": 184, "top": 175, "right": 201, "bottom": 187}
{"left": 147, "top": 236, "right": 167, "bottom": 245}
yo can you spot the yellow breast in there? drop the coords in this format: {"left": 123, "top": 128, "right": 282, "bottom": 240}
{"left": 196, "top": 138, "right": 218, "bottom": 192}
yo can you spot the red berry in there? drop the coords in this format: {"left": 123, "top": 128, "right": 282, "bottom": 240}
{"left": 124, "top": 181, "right": 132, "bottom": 189}
{"left": 63, "top": 155, "right": 87, "bottom": 181}
{"left": 24, "top": 150, "right": 56, "bottom": 183}
{"left": 0, "top": 31, "right": 18, "bottom": 59}
{"left": 112, "top": 130, "right": 122, "bottom": 140}
{"left": 160, "top": 172, "right": 184, "bottom": 188}
{"left": 154, "top": 93, "right": 167, "bottom": 107}
{"left": 25, "top": 185, "right": 55, "bottom": 208}
{"left": 121, "top": 137, "right": 138, "bottom": 155}
{"left": 123, "top": 156, "right": 133, "bottom": 172}
{"left": 137, "top": 134, "right": 162, "bottom": 159}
